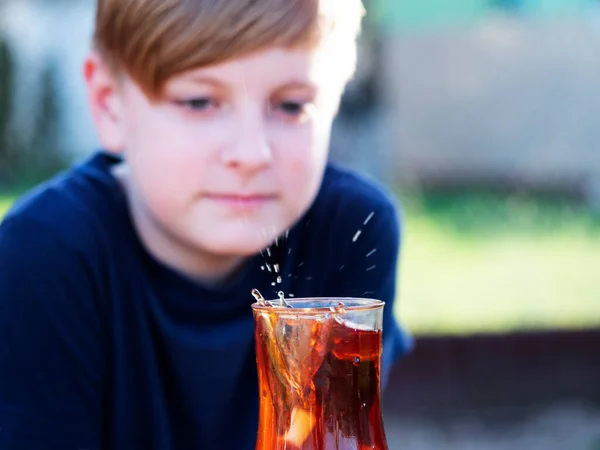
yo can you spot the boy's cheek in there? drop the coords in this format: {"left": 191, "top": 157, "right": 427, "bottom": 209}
{"left": 286, "top": 142, "right": 328, "bottom": 175}
{"left": 285, "top": 157, "right": 316, "bottom": 176}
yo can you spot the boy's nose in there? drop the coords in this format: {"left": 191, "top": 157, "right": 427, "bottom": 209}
{"left": 220, "top": 110, "right": 272, "bottom": 174}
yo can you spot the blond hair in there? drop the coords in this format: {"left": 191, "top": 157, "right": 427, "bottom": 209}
{"left": 93, "top": 0, "right": 364, "bottom": 99}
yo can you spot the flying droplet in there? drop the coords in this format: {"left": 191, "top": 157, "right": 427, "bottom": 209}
{"left": 277, "top": 291, "right": 292, "bottom": 308}
{"left": 260, "top": 265, "right": 265, "bottom": 271}
{"left": 331, "top": 302, "right": 347, "bottom": 324}
{"left": 276, "top": 276, "right": 282, "bottom": 284}
{"left": 274, "top": 264, "right": 280, "bottom": 273}
{"left": 366, "top": 249, "right": 377, "bottom": 257}
{"left": 251, "top": 289, "right": 266, "bottom": 304}
{"left": 352, "top": 230, "right": 362, "bottom": 242}
{"left": 366, "top": 265, "right": 376, "bottom": 272}
{"left": 364, "top": 211, "right": 375, "bottom": 225}
{"left": 353, "top": 356, "right": 361, "bottom": 366}
{"left": 266, "top": 248, "right": 271, "bottom": 257}
{"left": 265, "top": 263, "right": 272, "bottom": 272}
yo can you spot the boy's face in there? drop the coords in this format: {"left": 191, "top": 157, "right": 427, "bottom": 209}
{"left": 85, "top": 45, "right": 348, "bottom": 279}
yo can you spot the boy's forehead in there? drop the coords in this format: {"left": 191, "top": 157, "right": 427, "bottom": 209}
{"left": 170, "top": 45, "right": 347, "bottom": 90}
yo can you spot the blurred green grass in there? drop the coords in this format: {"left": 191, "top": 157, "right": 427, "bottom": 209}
{"left": 2, "top": 189, "right": 599, "bottom": 336}
{"left": 0, "top": 195, "right": 13, "bottom": 217}
{"left": 396, "top": 191, "right": 600, "bottom": 336}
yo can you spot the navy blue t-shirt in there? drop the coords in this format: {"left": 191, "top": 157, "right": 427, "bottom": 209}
{"left": 0, "top": 151, "right": 412, "bottom": 449}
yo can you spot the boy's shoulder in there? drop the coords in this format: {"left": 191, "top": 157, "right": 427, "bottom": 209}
{"left": 1, "top": 152, "right": 124, "bottom": 253}
{"left": 316, "top": 162, "right": 400, "bottom": 221}
{"left": 293, "top": 162, "right": 402, "bottom": 255}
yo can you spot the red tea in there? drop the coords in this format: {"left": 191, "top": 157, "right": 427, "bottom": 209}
{"left": 254, "top": 310, "right": 388, "bottom": 450}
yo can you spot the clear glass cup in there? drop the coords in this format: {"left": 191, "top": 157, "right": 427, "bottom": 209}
{"left": 252, "top": 298, "right": 389, "bottom": 450}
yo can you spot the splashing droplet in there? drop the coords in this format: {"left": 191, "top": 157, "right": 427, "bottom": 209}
{"left": 352, "top": 230, "right": 362, "bottom": 242}
{"left": 251, "top": 289, "right": 266, "bottom": 305}
{"left": 277, "top": 291, "right": 292, "bottom": 308}
{"left": 331, "top": 302, "right": 347, "bottom": 325}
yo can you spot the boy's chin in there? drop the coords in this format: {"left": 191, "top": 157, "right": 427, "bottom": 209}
{"left": 203, "top": 235, "right": 280, "bottom": 258}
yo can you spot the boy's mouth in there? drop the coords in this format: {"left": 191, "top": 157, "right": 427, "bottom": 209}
{"left": 205, "top": 193, "right": 277, "bottom": 211}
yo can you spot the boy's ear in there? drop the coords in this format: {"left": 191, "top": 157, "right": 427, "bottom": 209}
{"left": 83, "top": 51, "right": 126, "bottom": 153}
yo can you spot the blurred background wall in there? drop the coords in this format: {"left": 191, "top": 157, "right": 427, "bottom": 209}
{"left": 380, "top": 0, "right": 600, "bottom": 201}
{"left": 1, "top": 0, "right": 599, "bottom": 448}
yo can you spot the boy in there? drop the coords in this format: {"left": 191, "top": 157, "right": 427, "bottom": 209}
{"left": 0, "top": 0, "right": 412, "bottom": 448}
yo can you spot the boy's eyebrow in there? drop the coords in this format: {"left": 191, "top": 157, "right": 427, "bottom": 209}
{"left": 180, "top": 74, "right": 226, "bottom": 88}
{"left": 275, "top": 80, "right": 317, "bottom": 92}
{"left": 177, "top": 74, "right": 317, "bottom": 92}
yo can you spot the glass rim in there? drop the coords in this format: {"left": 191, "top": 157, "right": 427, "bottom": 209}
{"left": 251, "top": 297, "right": 385, "bottom": 314}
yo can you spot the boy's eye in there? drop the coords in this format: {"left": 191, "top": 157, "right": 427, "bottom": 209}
{"left": 175, "top": 98, "right": 215, "bottom": 111}
{"left": 274, "top": 100, "right": 313, "bottom": 122}
{"left": 279, "top": 101, "right": 305, "bottom": 115}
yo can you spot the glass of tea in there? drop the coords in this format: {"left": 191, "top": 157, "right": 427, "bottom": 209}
{"left": 252, "top": 296, "right": 389, "bottom": 450}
